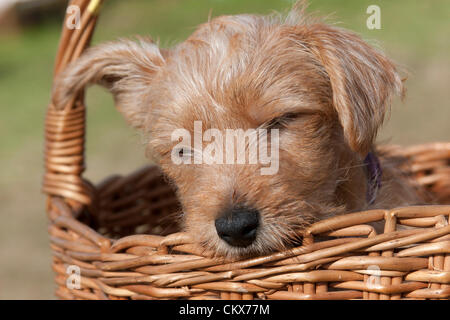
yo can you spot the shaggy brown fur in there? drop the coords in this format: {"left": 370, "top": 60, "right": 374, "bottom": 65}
{"left": 53, "top": 2, "right": 421, "bottom": 259}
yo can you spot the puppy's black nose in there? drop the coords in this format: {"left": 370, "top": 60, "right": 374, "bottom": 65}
{"left": 215, "top": 207, "right": 259, "bottom": 247}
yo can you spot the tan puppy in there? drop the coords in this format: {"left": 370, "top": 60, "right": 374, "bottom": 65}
{"left": 53, "top": 3, "right": 421, "bottom": 259}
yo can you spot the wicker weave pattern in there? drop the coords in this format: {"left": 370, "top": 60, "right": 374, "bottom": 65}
{"left": 44, "top": 0, "right": 450, "bottom": 300}
{"left": 48, "top": 197, "right": 450, "bottom": 300}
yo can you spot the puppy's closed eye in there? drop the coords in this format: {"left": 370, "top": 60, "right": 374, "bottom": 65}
{"left": 264, "top": 112, "right": 301, "bottom": 130}
{"left": 174, "top": 146, "right": 193, "bottom": 157}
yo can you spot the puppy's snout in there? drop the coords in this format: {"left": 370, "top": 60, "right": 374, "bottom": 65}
{"left": 215, "top": 207, "right": 259, "bottom": 247}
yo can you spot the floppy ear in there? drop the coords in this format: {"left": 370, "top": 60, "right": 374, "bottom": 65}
{"left": 52, "top": 38, "right": 165, "bottom": 128}
{"left": 302, "top": 24, "right": 404, "bottom": 155}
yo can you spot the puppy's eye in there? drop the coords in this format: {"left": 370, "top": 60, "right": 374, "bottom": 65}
{"left": 265, "top": 112, "right": 300, "bottom": 129}
{"left": 176, "top": 147, "right": 192, "bottom": 158}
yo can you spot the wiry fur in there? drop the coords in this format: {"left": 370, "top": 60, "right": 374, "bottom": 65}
{"left": 52, "top": 2, "right": 421, "bottom": 260}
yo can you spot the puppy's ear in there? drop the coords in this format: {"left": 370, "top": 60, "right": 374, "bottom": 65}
{"left": 52, "top": 38, "right": 165, "bottom": 128}
{"left": 303, "top": 25, "right": 404, "bottom": 155}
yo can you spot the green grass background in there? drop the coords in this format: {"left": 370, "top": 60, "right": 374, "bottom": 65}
{"left": 0, "top": 0, "right": 449, "bottom": 299}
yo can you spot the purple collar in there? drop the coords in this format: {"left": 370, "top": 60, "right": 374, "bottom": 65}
{"left": 364, "top": 152, "right": 382, "bottom": 205}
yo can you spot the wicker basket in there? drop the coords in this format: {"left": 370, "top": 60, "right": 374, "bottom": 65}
{"left": 43, "top": 0, "right": 450, "bottom": 300}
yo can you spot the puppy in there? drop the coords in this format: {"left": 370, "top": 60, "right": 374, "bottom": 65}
{"left": 53, "top": 3, "right": 421, "bottom": 259}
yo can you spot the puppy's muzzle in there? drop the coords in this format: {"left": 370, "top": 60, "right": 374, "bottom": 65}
{"left": 215, "top": 207, "right": 259, "bottom": 247}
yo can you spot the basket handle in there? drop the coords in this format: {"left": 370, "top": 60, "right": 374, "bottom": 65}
{"left": 43, "top": 0, "right": 103, "bottom": 206}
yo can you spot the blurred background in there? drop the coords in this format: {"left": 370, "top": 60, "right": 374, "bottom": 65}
{"left": 0, "top": 0, "right": 448, "bottom": 299}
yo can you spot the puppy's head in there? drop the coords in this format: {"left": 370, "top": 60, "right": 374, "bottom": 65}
{"left": 53, "top": 5, "right": 403, "bottom": 259}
